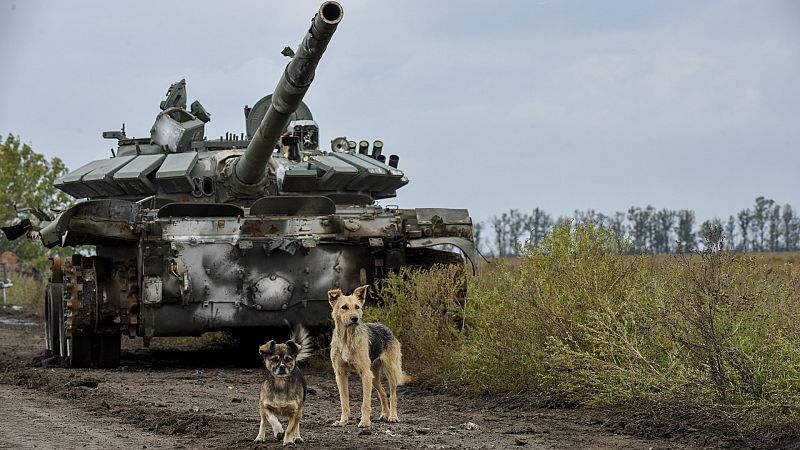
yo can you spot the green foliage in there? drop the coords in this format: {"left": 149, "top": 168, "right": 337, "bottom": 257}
{"left": 0, "top": 134, "right": 72, "bottom": 270}
{"left": 2, "top": 274, "right": 45, "bottom": 316}
{"left": 370, "top": 222, "right": 800, "bottom": 436}
{"left": 365, "top": 263, "right": 466, "bottom": 379}
{"left": 663, "top": 236, "right": 800, "bottom": 420}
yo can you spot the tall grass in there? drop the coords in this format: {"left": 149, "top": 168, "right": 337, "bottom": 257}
{"left": 371, "top": 222, "right": 800, "bottom": 436}
{"left": 2, "top": 274, "right": 45, "bottom": 316}
{"left": 366, "top": 263, "right": 466, "bottom": 379}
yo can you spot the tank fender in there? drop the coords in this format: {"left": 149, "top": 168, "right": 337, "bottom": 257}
{"left": 406, "top": 236, "right": 477, "bottom": 274}
{"left": 40, "top": 199, "right": 140, "bottom": 247}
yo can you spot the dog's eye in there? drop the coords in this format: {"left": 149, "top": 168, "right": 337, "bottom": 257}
{"left": 270, "top": 356, "right": 279, "bottom": 362}
{"left": 285, "top": 357, "right": 293, "bottom": 363}
{"left": 354, "top": 305, "right": 360, "bottom": 310}
{"left": 341, "top": 305, "right": 348, "bottom": 310}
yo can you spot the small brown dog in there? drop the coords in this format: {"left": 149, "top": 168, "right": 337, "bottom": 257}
{"left": 254, "top": 326, "right": 313, "bottom": 445}
{"left": 328, "top": 285, "right": 408, "bottom": 428}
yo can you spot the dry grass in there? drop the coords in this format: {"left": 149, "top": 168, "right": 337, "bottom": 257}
{"left": 2, "top": 274, "right": 45, "bottom": 316}
{"left": 371, "top": 223, "right": 800, "bottom": 438}
{"left": 365, "top": 263, "right": 467, "bottom": 378}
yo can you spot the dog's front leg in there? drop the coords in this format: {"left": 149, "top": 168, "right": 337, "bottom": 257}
{"left": 332, "top": 362, "right": 350, "bottom": 426}
{"left": 357, "top": 366, "right": 373, "bottom": 428}
{"left": 283, "top": 404, "right": 304, "bottom": 446}
{"left": 255, "top": 407, "right": 268, "bottom": 443}
{"left": 256, "top": 406, "right": 283, "bottom": 442}
{"left": 267, "top": 409, "right": 285, "bottom": 441}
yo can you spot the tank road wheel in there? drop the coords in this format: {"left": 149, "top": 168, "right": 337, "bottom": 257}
{"left": 68, "top": 332, "right": 93, "bottom": 368}
{"left": 62, "top": 255, "right": 125, "bottom": 368}
{"left": 92, "top": 257, "right": 122, "bottom": 368}
{"left": 44, "top": 288, "right": 61, "bottom": 355}
{"left": 44, "top": 286, "right": 53, "bottom": 353}
{"left": 56, "top": 291, "right": 67, "bottom": 359}
{"left": 63, "top": 255, "right": 97, "bottom": 368}
{"left": 96, "top": 333, "right": 121, "bottom": 369}
{"left": 45, "top": 256, "right": 66, "bottom": 358}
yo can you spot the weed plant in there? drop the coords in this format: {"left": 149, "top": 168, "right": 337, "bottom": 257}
{"left": 2, "top": 274, "right": 44, "bottom": 316}
{"left": 370, "top": 222, "right": 800, "bottom": 437}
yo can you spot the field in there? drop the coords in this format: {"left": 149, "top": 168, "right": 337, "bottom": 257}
{"left": 0, "top": 226, "right": 798, "bottom": 448}
{"left": 368, "top": 225, "right": 800, "bottom": 447}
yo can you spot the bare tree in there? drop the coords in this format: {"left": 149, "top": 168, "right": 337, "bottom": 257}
{"left": 628, "top": 206, "right": 653, "bottom": 253}
{"left": 607, "top": 211, "right": 627, "bottom": 239}
{"left": 783, "top": 205, "right": 800, "bottom": 251}
{"left": 526, "top": 207, "right": 552, "bottom": 248}
{"left": 699, "top": 218, "right": 723, "bottom": 246}
{"left": 506, "top": 209, "right": 527, "bottom": 255}
{"left": 653, "top": 209, "right": 676, "bottom": 254}
{"left": 738, "top": 209, "right": 752, "bottom": 252}
{"left": 725, "top": 215, "right": 738, "bottom": 251}
{"left": 491, "top": 214, "right": 509, "bottom": 257}
{"left": 751, "top": 196, "right": 774, "bottom": 252}
{"left": 676, "top": 210, "right": 696, "bottom": 253}
{"left": 768, "top": 204, "right": 781, "bottom": 252}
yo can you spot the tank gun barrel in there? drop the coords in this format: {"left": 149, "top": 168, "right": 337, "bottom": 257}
{"left": 235, "top": 1, "right": 343, "bottom": 184}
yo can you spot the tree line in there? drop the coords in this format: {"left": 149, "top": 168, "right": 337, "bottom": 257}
{"left": 476, "top": 197, "right": 800, "bottom": 257}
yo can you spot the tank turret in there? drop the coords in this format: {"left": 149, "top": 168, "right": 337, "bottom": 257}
{"left": 234, "top": 1, "right": 343, "bottom": 185}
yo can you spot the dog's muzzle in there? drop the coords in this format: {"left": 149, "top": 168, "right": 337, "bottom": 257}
{"left": 347, "top": 316, "right": 359, "bottom": 326}
{"left": 274, "top": 364, "right": 290, "bottom": 377}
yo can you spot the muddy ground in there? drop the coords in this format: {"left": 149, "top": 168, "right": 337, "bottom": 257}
{"left": 0, "top": 313, "right": 786, "bottom": 449}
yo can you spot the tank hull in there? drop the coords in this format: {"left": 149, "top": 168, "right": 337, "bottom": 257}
{"left": 42, "top": 201, "right": 474, "bottom": 366}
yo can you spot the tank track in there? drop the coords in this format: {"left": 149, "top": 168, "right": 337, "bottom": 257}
{"left": 46, "top": 255, "right": 132, "bottom": 368}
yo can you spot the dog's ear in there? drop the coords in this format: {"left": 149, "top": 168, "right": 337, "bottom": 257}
{"left": 285, "top": 340, "right": 299, "bottom": 356}
{"left": 258, "top": 340, "right": 276, "bottom": 356}
{"left": 353, "top": 284, "right": 369, "bottom": 304}
{"left": 327, "top": 289, "right": 343, "bottom": 307}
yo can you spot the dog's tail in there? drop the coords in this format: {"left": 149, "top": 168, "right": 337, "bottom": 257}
{"left": 389, "top": 368, "right": 414, "bottom": 386}
{"left": 291, "top": 325, "right": 314, "bottom": 363}
{"left": 386, "top": 340, "right": 414, "bottom": 386}
{"left": 401, "top": 372, "right": 415, "bottom": 385}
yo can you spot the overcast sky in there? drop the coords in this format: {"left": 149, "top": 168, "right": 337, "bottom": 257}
{"left": 1, "top": 0, "right": 798, "bottom": 225}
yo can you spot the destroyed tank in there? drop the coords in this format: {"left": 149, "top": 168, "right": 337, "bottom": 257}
{"left": 3, "top": 2, "right": 476, "bottom": 368}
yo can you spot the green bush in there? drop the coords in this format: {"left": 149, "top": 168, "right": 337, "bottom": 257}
{"left": 366, "top": 263, "right": 466, "bottom": 379}
{"left": 3, "top": 273, "right": 45, "bottom": 316}
{"left": 449, "top": 222, "right": 669, "bottom": 403}
{"left": 369, "top": 222, "right": 800, "bottom": 435}
{"left": 662, "top": 236, "right": 800, "bottom": 431}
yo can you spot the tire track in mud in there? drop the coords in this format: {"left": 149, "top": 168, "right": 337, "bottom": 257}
{"left": 0, "top": 317, "right": 713, "bottom": 449}
{"left": 0, "top": 384, "right": 182, "bottom": 449}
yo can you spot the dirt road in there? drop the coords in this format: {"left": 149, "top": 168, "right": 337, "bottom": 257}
{"left": 0, "top": 315, "right": 716, "bottom": 449}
